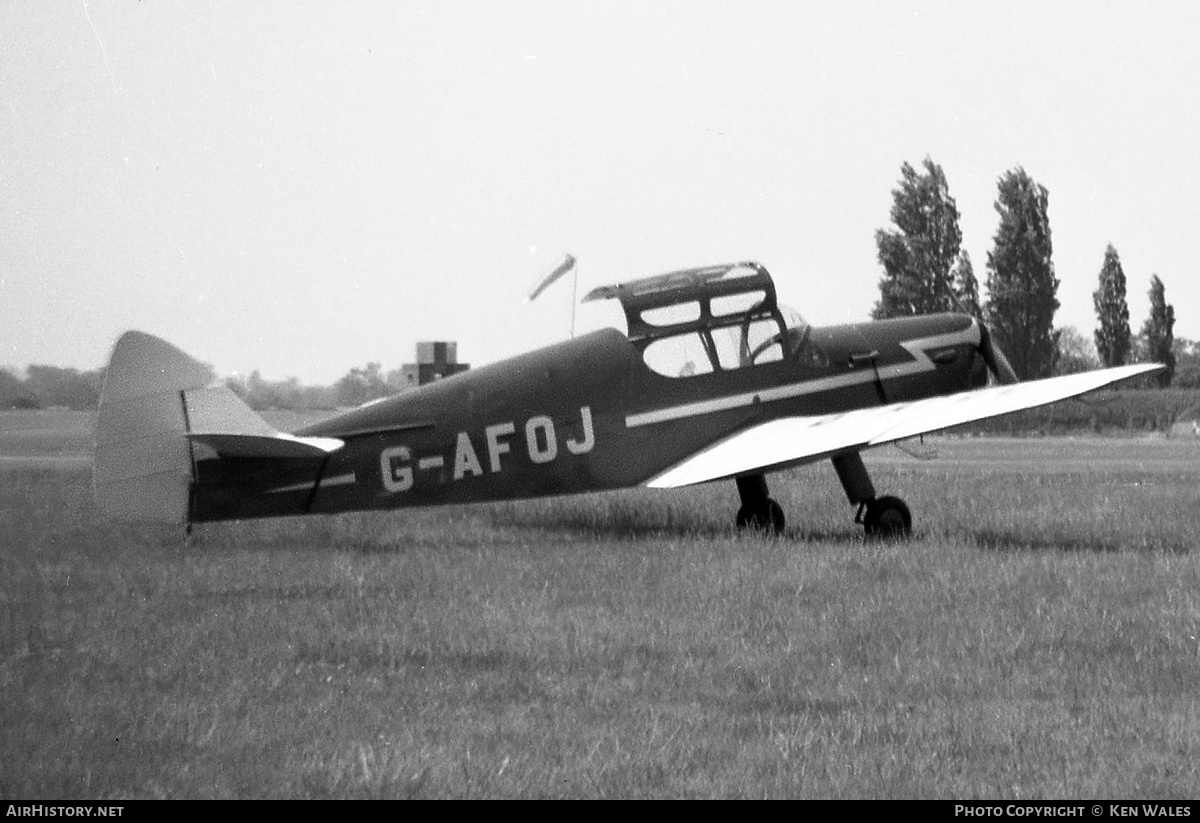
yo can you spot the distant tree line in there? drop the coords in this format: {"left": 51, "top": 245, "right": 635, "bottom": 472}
{"left": 0, "top": 366, "right": 105, "bottom": 410}
{"left": 0, "top": 360, "right": 422, "bottom": 411}
{"left": 873, "top": 157, "right": 1184, "bottom": 386}
{"left": 6, "top": 339, "right": 1200, "bottom": 413}
{"left": 224, "top": 362, "right": 416, "bottom": 410}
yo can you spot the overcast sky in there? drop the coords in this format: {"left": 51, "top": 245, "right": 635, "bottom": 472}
{"left": 2, "top": 1, "right": 1197, "bottom": 383}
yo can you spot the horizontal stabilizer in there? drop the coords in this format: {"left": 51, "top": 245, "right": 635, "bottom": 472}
{"left": 187, "top": 432, "right": 343, "bottom": 458}
{"left": 183, "top": 382, "right": 343, "bottom": 457}
{"left": 647, "top": 363, "right": 1163, "bottom": 488}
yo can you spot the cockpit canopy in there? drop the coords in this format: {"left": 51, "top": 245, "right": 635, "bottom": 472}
{"left": 583, "top": 262, "right": 815, "bottom": 378}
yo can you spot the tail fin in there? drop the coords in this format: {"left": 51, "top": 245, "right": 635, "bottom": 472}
{"left": 94, "top": 331, "right": 342, "bottom": 524}
{"left": 94, "top": 331, "right": 212, "bottom": 523}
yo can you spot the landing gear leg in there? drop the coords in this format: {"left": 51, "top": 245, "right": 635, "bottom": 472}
{"left": 831, "top": 453, "right": 912, "bottom": 539}
{"left": 735, "top": 473, "right": 785, "bottom": 536}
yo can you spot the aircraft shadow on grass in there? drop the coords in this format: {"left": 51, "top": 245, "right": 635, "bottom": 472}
{"left": 486, "top": 505, "right": 866, "bottom": 544}
{"left": 971, "top": 530, "right": 1191, "bottom": 555}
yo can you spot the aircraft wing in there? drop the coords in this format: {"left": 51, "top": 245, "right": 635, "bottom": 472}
{"left": 646, "top": 363, "right": 1163, "bottom": 488}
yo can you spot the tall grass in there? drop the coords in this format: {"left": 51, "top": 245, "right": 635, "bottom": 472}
{"left": 3, "top": 436, "right": 1200, "bottom": 797}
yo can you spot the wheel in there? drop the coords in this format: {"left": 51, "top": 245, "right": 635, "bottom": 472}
{"left": 863, "top": 496, "right": 912, "bottom": 539}
{"left": 736, "top": 498, "right": 786, "bottom": 536}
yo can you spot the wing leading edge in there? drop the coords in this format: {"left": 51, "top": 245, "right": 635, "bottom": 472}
{"left": 646, "top": 363, "right": 1163, "bottom": 488}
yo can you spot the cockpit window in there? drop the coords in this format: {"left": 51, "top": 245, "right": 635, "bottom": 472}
{"left": 641, "top": 316, "right": 788, "bottom": 378}
{"left": 775, "top": 302, "right": 829, "bottom": 366}
{"left": 642, "top": 333, "right": 716, "bottom": 377}
{"left": 779, "top": 303, "right": 808, "bottom": 338}
{"left": 786, "top": 325, "right": 830, "bottom": 369}
{"left": 586, "top": 262, "right": 830, "bottom": 378}
{"left": 711, "top": 291, "right": 767, "bottom": 317}
{"left": 712, "top": 319, "right": 786, "bottom": 368}
{"left": 641, "top": 302, "right": 701, "bottom": 326}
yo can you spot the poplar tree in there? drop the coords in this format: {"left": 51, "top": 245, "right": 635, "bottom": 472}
{"left": 872, "top": 157, "right": 962, "bottom": 318}
{"left": 1142, "top": 274, "right": 1176, "bottom": 387}
{"left": 1092, "top": 244, "right": 1131, "bottom": 367}
{"left": 951, "top": 250, "right": 981, "bottom": 318}
{"left": 984, "top": 168, "right": 1059, "bottom": 379}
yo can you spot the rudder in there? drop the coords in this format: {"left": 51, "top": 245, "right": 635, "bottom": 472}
{"left": 94, "top": 331, "right": 213, "bottom": 524}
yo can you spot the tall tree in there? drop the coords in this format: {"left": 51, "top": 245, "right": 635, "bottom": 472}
{"left": 951, "top": 249, "right": 981, "bottom": 318}
{"left": 1142, "top": 274, "right": 1176, "bottom": 387}
{"left": 872, "top": 157, "right": 963, "bottom": 318}
{"left": 1092, "top": 244, "right": 1131, "bottom": 367}
{"left": 984, "top": 168, "right": 1059, "bottom": 379}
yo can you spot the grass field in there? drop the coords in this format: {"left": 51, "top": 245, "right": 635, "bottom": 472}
{"left": 3, "top": 412, "right": 1200, "bottom": 798}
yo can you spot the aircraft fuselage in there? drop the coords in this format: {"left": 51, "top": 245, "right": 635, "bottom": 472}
{"left": 188, "top": 313, "right": 982, "bottom": 522}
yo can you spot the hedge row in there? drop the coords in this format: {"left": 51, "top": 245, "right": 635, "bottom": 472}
{"left": 952, "top": 388, "right": 1200, "bottom": 436}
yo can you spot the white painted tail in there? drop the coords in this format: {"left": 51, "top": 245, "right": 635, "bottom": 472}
{"left": 94, "top": 331, "right": 213, "bottom": 523}
{"left": 93, "top": 331, "right": 343, "bottom": 524}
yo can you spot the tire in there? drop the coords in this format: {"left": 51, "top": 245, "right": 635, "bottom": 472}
{"left": 736, "top": 498, "right": 786, "bottom": 536}
{"left": 863, "top": 496, "right": 912, "bottom": 539}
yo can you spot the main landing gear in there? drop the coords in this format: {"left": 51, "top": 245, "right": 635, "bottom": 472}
{"left": 732, "top": 453, "right": 912, "bottom": 539}
{"left": 735, "top": 474, "right": 786, "bottom": 536}
{"left": 856, "top": 495, "right": 912, "bottom": 539}
{"left": 833, "top": 452, "right": 912, "bottom": 539}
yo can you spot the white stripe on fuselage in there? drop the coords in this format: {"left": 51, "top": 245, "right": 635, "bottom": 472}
{"left": 623, "top": 325, "right": 979, "bottom": 428}
{"left": 266, "top": 471, "right": 357, "bottom": 495}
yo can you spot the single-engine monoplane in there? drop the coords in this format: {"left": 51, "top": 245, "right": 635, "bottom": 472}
{"left": 94, "top": 262, "right": 1160, "bottom": 537}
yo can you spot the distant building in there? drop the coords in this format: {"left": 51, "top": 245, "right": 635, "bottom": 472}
{"left": 394, "top": 341, "right": 469, "bottom": 390}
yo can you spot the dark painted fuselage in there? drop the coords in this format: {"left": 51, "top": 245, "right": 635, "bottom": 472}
{"left": 189, "top": 313, "right": 982, "bottom": 522}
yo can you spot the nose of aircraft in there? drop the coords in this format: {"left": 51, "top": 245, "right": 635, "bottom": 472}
{"left": 974, "top": 319, "right": 1020, "bottom": 385}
